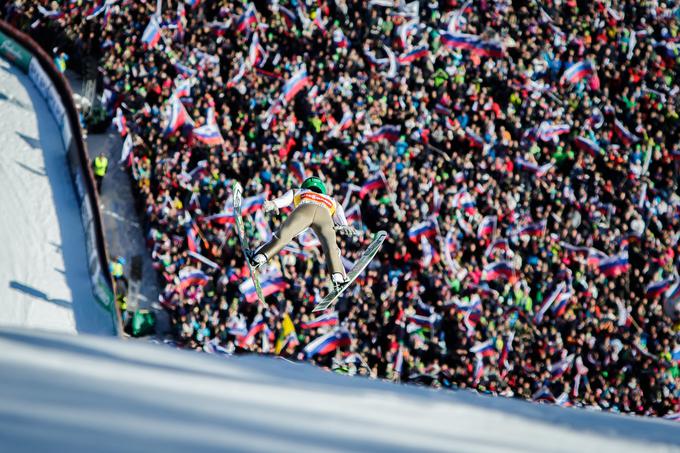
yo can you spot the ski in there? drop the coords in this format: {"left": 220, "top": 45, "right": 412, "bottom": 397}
{"left": 313, "top": 231, "right": 388, "bottom": 312}
{"left": 232, "top": 181, "right": 267, "bottom": 307}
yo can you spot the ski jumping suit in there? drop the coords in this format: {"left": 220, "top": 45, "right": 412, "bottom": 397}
{"left": 255, "top": 189, "right": 348, "bottom": 278}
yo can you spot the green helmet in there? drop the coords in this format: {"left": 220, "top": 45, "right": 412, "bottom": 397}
{"left": 301, "top": 176, "right": 327, "bottom": 195}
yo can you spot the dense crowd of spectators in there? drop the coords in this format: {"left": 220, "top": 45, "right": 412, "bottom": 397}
{"left": 5, "top": 0, "right": 680, "bottom": 418}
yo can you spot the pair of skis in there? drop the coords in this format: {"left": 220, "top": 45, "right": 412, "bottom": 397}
{"left": 232, "top": 182, "right": 386, "bottom": 311}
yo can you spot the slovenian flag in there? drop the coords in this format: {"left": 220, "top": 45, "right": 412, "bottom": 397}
{"left": 646, "top": 279, "right": 671, "bottom": 298}
{"left": 398, "top": 45, "right": 429, "bottom": 64}
{"left": 164, "top": 96, "right": 194, "bottom": 136}
{"left": 277, "top": 6, "right": 297, "bottom": 29}
{"left": 345, "top": 203, "right": 362, "bottom": 225}
{"left": 192, "top": 123, "right": 223, "bottom": 146}
{"left": 598, "top": 252, "right": 629, "bottom": 277}
{"left": 366, "top": 124, "right": 401, "bottom": 143}
{"left": 408, "top": 219, "right": 437, "bottom": 243}
{"left": 281, "top": 67, "right": 310, "bottom": 103}
{"left": 240, "top": 314, "right": 267, "bottom": 346}
{"left": 538, "top": 123, "right": 570, "bottom": 142}
{"left": 535, "top": 282, "right": 567, "bottom": 323}
{"left": 560, "top": 61, "right": 595, "bottom": 85}
{"left": 358, "top": 173, "right": 386, "bottom": 199}
{"left": 551, "top": 289, "right": 573, "bottom": 317}
{"left": 470, "top": 340, "right": 496, "bottom": 358}
{"left": 560, "top": 60, "right": 595, "bottom": 85}
{"left": 574, "top": 136, "right": 605, "bottom": 157}
{"left": 440, "top": 31, "right": 504, "bottom": 58}
{"left": 549, "top": 355, "right": 574, "bottom": 380}
{"left": 303, "top": 329, "right": 352, "bottom": 358}
{"left": 514, "top": 220, "right": 546, "bottom": 238}
{"left": 235, "top": 3, "right": 257, "bottom": 34}
{"left": 288, "top": 160, "right": 306, "bottom": 183}
{"left": 241, "top": 193, "right": 267, "bottom": 215}
{"left": 301, "top": 311, "right": 339, "bottom": 329}
{"left": 239, "top": 268, "right": 288, "bottom": 303}
{"left": 477, "top": 215, "right": 496, "bottom": 239}
{"left": 141, "top": 16, "right": 162, "bottom": 49}
{"left": 248, "top": 32, "right": 266, "bottom": 67}
{"left": 482, "top": 261, "right": 514, "bottom": 281}
{"left": 178, "top": 267, "right": 209, "bottom": 292}
{"left": 185, "top": 221, "right": 201, "bottom": 252}
{"left": 614, "top": 119, "right": 640, "bottom": 145}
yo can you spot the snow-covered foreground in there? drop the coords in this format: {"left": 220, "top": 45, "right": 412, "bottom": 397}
{"left": 0, "top": 59, "right": 113, "bottom": 334}
{"left": 0, "top": 328, "right": 677, "bottom": 453}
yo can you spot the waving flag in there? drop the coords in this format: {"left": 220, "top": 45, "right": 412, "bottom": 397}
{"left": 396, "top": 19, "right": 419, "bottom": 48}
{"left": 345, "top": 203, "right": 362, "bottom": 225}
{"left": 303, "top": 329, "right": 352, "bottom": 358}
{"left": 535, "top": 282, "right": 566, "bottom": 323}
{"left": 366, "top": 124, "right": 400, "bottom": 143}
{"left": 241, "top": 193, "right": 266, "bottom": 215}
{"left": 614, "top": 119, "right": 640, "bottom": 145}
{"left": 440, "top": 32, "right": 504, "bottom": 58}
{"left": 277, "top": 6, "right": 297, "bottom": 29}
{"left": 574, "top": 136, "right": 605, "bottom": 157}
{"left": 240, "top": 314, "right": 267, "bottom": 346}
{"left": 288, "top": 160, "right": 306, "bottom": 183}
{"left": 470, "top": 340, "right": 496, "bottom": 358}
{"left": 164, "top": 96, "right": 194, "bottom": 135}
{"left": 551, "top": 289, "right": 573, "bottom": 317}
{"left": 408, "top": 219, "right": 437, "bottom": 243}
{"left": 173, "top": 77, "right": 194, "bottom": 98}
{"left": 192, "top": 123, "right": 223, "bottom": 146}
{"left": 141, "top": 16, "right": 162, "bottom": 48}
{"left": 38, "top": 5, "right": 65, "bottom": 19}
{"left": 359, "top": 173, "right": 386, "bottom": 199}
{"left": 560, "top": 60, "right": 595, "bottom": 85}
{"left": 187, "top": 250, "right": 220, "bottom": 269}
{"left": 484, "top": 238, "right": 510, "bottom": 258}
{"left": 538, "top": 123, "right": 570, "bottom": 141}
{"left": 514, "top": 220, "right": 546, "bottom": 238}
{"left": 204, "top": 210, "right": 234, "bottom": 225}
{"left": 248, "top": 32, "right": 266, "bottom": 67}
{"left": 398, "top": 45, "right": 429, "bottom": 64}
{"left": 514, "top": 157, "right": 553, "bottom": 176}
{"left": 281, "top": 67, "right": 310, "bottom": 102}
{"left": 549, "top": 355, "right": 574, "bottom": 380}
{"left": 235, "top": 3, "right": 257, "bottom": 34}
{"left": 185, "top": 221, "right": 201, "bottom": 252}
{"left": 178, "top": 267, "right": 209, "bottom": 292}
{"left": 482, "top": 261, "right": 514, "bottom": 281}
{"left": 240, "top": 268, "right": 288, "bottom": 303}
{"left": 301, "top": 312, "right": 339, "bottom": 329}
{"left": 477, "top": 216, "right": 496, "bottom": 239}
{"left": 646, "top": 279, "right": 672, "bottom": 298}
{"left": 598, "top": 252, "right": 629, "bottom": 277}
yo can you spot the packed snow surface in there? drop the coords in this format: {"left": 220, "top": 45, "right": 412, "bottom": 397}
{"left": 0, "top": 58, "right": 113, "bottom": 334}
{"left": 0, "top": 328, "right": 677, "bottom": 453}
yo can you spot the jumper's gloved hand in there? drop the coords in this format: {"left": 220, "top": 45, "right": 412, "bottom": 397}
{"left": 335, "top": 225, "right": 358, "bottom": 237}
{"left": 263, "top": 200, "right": 278, "bottom": 215}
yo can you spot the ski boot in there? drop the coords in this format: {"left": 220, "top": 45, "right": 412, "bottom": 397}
{"left": 331, "top": 272, "right": 350, "bottom": 292}
{"left": 248, "top": 250, "right": 267, "bottom": 270}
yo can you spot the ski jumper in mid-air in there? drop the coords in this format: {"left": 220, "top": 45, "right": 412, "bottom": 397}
{"left": 249, "top": 177, "right": 357, "bottom": 290}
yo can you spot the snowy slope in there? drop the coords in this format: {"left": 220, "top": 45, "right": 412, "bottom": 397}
{"left": 0, "top": 328, "right": 677, "bottom": 453}
{"left": 0, "top": 58, "right": 113, "bottom": 334}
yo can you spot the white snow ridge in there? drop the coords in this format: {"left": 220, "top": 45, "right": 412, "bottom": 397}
{"left": 0, "top": 328, "right": 678, "bottom": 453}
